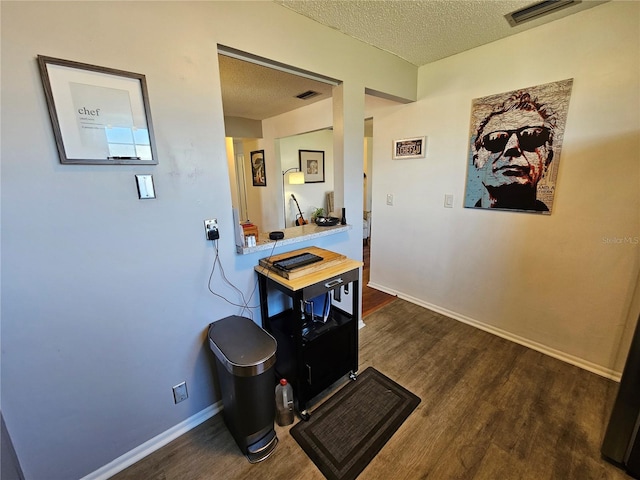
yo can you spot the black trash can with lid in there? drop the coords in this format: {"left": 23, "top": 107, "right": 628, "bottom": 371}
{"left": 208, "top": 315, "right": 278, "bottom": 463}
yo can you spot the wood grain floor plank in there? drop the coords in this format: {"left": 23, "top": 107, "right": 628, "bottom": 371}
{"left": 361, "top": 242, "right": 397, "bottom": 318}
{"left": 111, "top": 299, "right": 631, "bottom": 480}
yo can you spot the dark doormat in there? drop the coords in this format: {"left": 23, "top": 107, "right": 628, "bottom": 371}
{"left": 290, "top": 367, "right": 420, "bottom": 480}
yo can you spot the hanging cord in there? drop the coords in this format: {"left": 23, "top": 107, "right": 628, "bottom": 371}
{"left": 207, "top": 239, "right": 257, "bottom": 319}
{"left": 262, "top": 238, "right": 279, "bottom": 281}
{"left": 206, "top": 238, "right": 279, "bottom": 319}
{"left": 243, "top": 239, "right": 280, "bottom": 317}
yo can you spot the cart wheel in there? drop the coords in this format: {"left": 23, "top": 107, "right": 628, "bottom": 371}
{"left": 299, "top": 410, "right": 311, "bottom": 421}
{"left": 349, "top": 371, "right": 358, "bottom": 381}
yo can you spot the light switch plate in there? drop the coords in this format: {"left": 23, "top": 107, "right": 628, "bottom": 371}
{"left": 136, "top": 174, "right": 155, "bottom": 199}
{"left": 444, "top": 194, "right": 454, "bottom": 208}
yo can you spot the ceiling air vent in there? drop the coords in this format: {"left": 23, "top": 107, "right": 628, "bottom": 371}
{"left": 506, "top": 0, "right": 581, "bottom": 27}
{"left": 295, "top": 90, "right": 320, "bottom": 100}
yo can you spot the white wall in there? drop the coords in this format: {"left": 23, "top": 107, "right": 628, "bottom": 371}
{"left": 364, "top": 137, "right": 373, "bottom": 212}
{"left": 260, "top": 98, "right": 335, "bottom": 231}
{"left": 234, "top": 99, "right": 335, "bottom": 232}
{"left": 369, "top": 1, "right": 640, "bottom": 378}
{"left": 241, "top": 137, "right": 265, "bottom": 226}
{"left": 0, "top": 2, "right": 416, "bottom": 479}
{"left": 256, "top": 95, "right": 397, "bottom": 231}
{"left": 280, "top": 129, "right": 334, "bottom": 228}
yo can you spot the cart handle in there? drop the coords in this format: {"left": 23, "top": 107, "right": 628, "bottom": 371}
{"left": 324, "top": 278, "right": 343, "bottom": 289}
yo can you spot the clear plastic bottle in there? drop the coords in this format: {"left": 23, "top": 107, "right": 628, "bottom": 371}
{"left": 275, "top": 378, "right": 294, "bottom": 426}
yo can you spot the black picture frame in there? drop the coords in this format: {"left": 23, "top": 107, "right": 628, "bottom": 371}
{"left": 299, "top": 149, "right": 325, "bottom": 183}
{"left": 251, "top": 150, "right": 266, "bottom": 186}
{"left": 37, "top": 55, "right": 158, "bottom": 165}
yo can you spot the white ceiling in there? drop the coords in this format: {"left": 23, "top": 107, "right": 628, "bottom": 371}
{"left": 276, "top": 0, "right": 606, "bottom": 66}
{"left": 219, "top": 54, "right": 333, "bottom": 121}
{"left": 220, "top": 0, "right": 607, "bottom": 121}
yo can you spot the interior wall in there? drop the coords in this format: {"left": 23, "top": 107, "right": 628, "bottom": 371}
{"left": 252, "top": 94, "right": 404, "bottom": 233}
{"left": 364, "top": 137, "right": 373, "bottom": 212}
{"left": 224, "top": 116, "right": 262, "bottom": 138}
{"left": 369, "top": 1, "right": 640, "bottom": 377}
{"left": 1, "top": 414, "right": 23, "bottom": 480}
{"left": 239, "top": 128, "right": 335, "bottom": 232}
{"left": 0, "top": 2, "right": 417, "bottom": 479}
{"left": 241, "top": 138, "right": 265, "bottom": 227}
{"left": 260, "top": 98, "right": 334, "bottom": 231}
{"left": 280, "top": 129, "right": 334, "bottom": 227}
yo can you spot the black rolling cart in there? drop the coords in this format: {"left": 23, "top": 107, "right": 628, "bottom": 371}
{"left": 255, "top": 247, "right": 362, "bottom": 419}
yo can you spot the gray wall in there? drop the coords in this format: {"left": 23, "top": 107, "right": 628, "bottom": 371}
{"left": 1, "top": 2, "right": 415, "bottom": 479}
{"left": 2, "top": 415, "right": 24, "bottom": 480}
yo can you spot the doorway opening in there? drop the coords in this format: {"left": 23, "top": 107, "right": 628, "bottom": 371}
{"left": 218, "top": 46, "right": 339, "bottom": 233}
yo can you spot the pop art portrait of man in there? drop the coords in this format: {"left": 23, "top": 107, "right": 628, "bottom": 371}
{"left": 464, "top": 79, "right": 573, "bottom": 214}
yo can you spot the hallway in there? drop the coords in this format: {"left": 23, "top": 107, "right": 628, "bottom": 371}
{"left": 362, "top": 242, "right": 396, "bottom": 317}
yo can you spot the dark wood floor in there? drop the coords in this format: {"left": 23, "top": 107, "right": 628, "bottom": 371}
{"left": 362, "top": 241, "right": 397, "bottom": 317}
{"left": 111, "top": 299, "right": 630, "bottom": 480}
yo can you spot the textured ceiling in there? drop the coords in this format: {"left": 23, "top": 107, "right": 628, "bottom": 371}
{"left": 219, "top": 54, "right": 332, "bottom": 121}
{"left": 277, "top": 0, "right": 607, "bottom": 66}
{"left": 220, "top": 0, "right": 607, "bottom": 121}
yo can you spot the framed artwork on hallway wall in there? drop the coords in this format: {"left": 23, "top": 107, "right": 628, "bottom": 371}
{"left": 392, "top": 136, "right": 426, "bottom": 159}
{"left": 37, "top": 55, "right": 158, "bottom": 165}
{"left": 251, "top": 150, "right": 266, "bottom": 186}
{"left": 464, "top": 79, "right": 573, "bottom": 214}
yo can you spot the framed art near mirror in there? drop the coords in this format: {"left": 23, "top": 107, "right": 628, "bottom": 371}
{"left": 251, "top": 150, "right": 266, "bottom": 186}
{"left": 299, "top": 149, "right": 325, "bottom": 183}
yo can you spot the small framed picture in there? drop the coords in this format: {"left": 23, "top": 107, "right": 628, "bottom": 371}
{"left": 251, "top": 150, "right": 266, "bottom": 186}
{"left": 299, "top": 149, "right": 325, "bottom": 183}
{"left": 393, "top": 136, "right": 426, "bottom": 160}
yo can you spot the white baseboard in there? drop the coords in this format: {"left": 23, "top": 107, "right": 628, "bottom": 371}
{"left": 366, "top": 281, "right": 622, "bottom": 382}
{"left": 81, "top": 401, "right": 223, "bottom": 480}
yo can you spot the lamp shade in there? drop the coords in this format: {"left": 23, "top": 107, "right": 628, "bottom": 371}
{"left": 288, "top": 171, "right": 305, "bottom": 185}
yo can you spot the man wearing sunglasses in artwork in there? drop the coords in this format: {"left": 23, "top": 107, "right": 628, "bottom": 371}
{"left": 472, "top": 91, "right": 556, "bottom": 212}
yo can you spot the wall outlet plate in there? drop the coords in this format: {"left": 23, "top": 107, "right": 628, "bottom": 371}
{"left": 173, "top": 382, "right": 188, "bottom": 404}
{"left": 204, "top": 218, "right": 218, "bottom": 240}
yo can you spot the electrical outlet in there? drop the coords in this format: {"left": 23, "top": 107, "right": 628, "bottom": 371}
{"left": 204, "top": 218, "right": 219, "bottom": 240}
{"left": 386, "top": 194, "right": 394, "bottom": 206}
{"left": 173, "top": 382, "right": 188, "bottom": 404}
